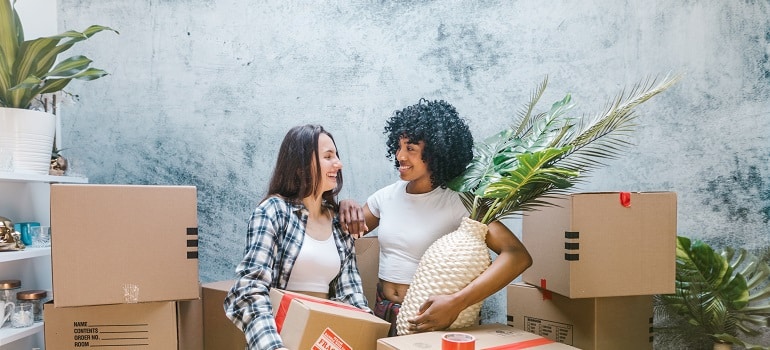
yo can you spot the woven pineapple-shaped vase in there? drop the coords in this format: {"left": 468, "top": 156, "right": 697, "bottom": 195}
{"left": 396, "top": 217, "right": 491, "bottom": 335}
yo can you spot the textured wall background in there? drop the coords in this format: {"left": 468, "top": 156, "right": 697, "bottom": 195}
{"left": 55, "top": 1, "right": 769, "bottom": 347}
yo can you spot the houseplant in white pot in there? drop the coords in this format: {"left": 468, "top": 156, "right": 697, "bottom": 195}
{"left": 0, "top": 0, "right": 116, "bottom": 174}
{"left": 655, "top": 236, "right": 770, "bottom": 350}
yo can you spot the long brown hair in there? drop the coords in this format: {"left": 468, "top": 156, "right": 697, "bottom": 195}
{"left": 264, "top": 124, "right": 342, "bottom": 210}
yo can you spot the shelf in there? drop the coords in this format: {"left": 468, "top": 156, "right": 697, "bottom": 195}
{"left": 0, "top": 172, "right": 87, "bottom": 184}
{"left": 0, "top": 248, "right": 50, "bottom": 263}
{"left": 0, "top": 322, "right": 42, "bottom": 346}
{"left": 0, "top": 168, "right": 78, "bottom": 349}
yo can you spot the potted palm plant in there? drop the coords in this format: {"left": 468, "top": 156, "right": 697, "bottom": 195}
{"left": 0, "top": 0, "right": 116, "bottom": 174}
{"left": 396, "top": 74, "right": 681, "bottom": 334}
{"left": 655, "top": 236, "right": 770, "bottom": 350}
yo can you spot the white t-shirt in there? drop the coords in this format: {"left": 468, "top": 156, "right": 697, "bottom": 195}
{"left": 367, "top": 180, "right": 469, "bottom": 284}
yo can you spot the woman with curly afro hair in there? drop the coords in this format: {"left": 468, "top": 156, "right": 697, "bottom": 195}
{"left": 341, "top": 99, "right": 532, "bottom": 337}
{"left": 383, "top": 99, "right": 474, "bottom": 189}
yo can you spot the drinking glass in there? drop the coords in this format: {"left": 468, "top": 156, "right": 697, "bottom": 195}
{"left": 30, "top": 226, "right": 51, "bottom": 248}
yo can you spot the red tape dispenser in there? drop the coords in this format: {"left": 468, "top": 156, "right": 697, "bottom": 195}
{"left": 442, "top": 332, "right": 476, "bottom": 350}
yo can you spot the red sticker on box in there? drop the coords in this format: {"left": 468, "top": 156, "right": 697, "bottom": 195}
{"left": 312, "top": 328, "right": 352, "bottom": 350}
{"left": 620, "top": 192, "right": 631, "bottom": 207}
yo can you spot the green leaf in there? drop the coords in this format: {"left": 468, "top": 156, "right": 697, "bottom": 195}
{"left": 42, "top": 55, "right": 93, "bottom": 78}
{"left": 68, "top": 67, "right": 108, "bottom": 81}
{"left": 447, "top": 141, "right": 499, "bottom": 193}
{"left": 0, "top": 0, "right": 19, "bottom": 71}
{"left": 36, "top": 78, "right": 72, "bottom": 95}
{"left": 8, "top": 74, "right": 42, "bottom": 90}
{"left": 0, "top": 47, "right": 12, "bottom": 106}
{"left": 15, "top": 38, "right": 58, "bottom": 83}
{"left": 33, "top": 68, "right": 108, "bottom": 96}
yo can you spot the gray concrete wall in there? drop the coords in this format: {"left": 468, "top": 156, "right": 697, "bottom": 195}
{"left": 56, "top": 1, "right": 769, "bottom": 348}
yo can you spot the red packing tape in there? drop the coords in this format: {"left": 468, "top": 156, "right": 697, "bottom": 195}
{"left": 539, "top": 279, "right": 552, "bottom": 300}
{"left": 274, "top": 291, "right": 365, "bottom": 333}
{"left": 482, "top": 337, "right": 555, "bottom": 349}
{"left": 620, "top": 192, "right": 631, "bottom": 207}
{"left": 443, "top": 333, "right": 476, "bottom": 350}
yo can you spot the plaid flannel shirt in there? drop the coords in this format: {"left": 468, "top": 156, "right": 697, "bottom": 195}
{"left": 223, "top": 196, "right": 370, "bottom": 350}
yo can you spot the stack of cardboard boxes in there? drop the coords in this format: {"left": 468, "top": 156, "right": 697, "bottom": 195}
{"left": 509, "top": 192, "right": 677, "bottom": 349}
{"left": 44, "top": 184, "right": 203, "bottom": 350}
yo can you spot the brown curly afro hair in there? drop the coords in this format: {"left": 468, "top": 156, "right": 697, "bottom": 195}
{"left": 384, "top": 98, "right": 474, "bottom": 188}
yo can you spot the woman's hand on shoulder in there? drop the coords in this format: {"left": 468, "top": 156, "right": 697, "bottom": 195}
{"left": 338, "top": 199, "right": 368, "bottom": 238}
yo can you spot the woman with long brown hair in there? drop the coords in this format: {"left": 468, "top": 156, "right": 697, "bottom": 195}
{"left": 225, "top": 124, "right": 370, "bottom": 350}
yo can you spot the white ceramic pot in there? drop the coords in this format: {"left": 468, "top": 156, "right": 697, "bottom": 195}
{"left": 0, "top": 108, "right": 56, "bottom": 175}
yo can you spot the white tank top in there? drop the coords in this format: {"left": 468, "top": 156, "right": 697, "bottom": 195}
{"left": 286, "top": 234, "right": 341, "bottom": 293}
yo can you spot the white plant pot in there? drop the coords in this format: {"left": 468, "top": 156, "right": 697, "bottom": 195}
{"left": 0, "top": 108, "right": 56, "bottom": 175}
{"left": 396, "top": 217, "right": 491, "bottom": 335}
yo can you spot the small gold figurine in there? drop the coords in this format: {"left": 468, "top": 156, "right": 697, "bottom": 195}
{"left": 0, "top": 216, "right": 24, "bottom": 251}
{"left": 49, "top": 147, "right": 68, "bottom": 176}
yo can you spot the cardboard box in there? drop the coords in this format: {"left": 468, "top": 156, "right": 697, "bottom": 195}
{"left": 202, "top": 280, "right": 246, "bottom": 350}
{"left": 506, "top": 282, "right": 652, "bottom": 349}
{"left": 202, "top": 283, "right": 389, "bottom": 350}
{"left": 44, "top": 300, "right": 202, "bottom": 350}
{"left": 355, "top": 235, "right": 380, "bottom": 308}
{"left": 522, "top": 192, "right": 676, "bottom": 298}
{"left": 50, "top": 184, "right": 200, "bottom": 307}
{"left": 377, "top": 323, "right": 579, "bottom": 349}
{"left": 178, "top": 297, "right": 204, "bottom": 350}
{"left": 270, "top": 288, "right": 390, "bottom": 350}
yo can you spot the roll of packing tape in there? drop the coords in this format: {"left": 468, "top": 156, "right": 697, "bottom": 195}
{"left": 442, "top": 332, "right": 476, "bottom": 350}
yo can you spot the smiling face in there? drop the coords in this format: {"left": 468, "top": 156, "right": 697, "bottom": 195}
{"left": 314, "top": 133, "right": 343, "bottom": 195}
{"left": 395, "top": 137, "right": 433, "bottom": 193}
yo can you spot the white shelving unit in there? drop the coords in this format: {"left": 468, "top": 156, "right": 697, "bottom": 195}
{"left": 0, "top": 172, "right": 88, "bottom": 349}
{"left": 4, "top": 2, "right": 65, "bottom": 347}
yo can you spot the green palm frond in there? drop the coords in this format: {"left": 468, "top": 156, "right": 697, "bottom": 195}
{"left": 474, "top": 147, "right": 578, "bottom": 223}
{"left": 553, "top": 76, "right": 680, "bottom": 173}
{"left": 448, "top": 74, "right": 681, "bottom": 224}
{"left": 511, "top": 75, "right": 549, "bottom": 137}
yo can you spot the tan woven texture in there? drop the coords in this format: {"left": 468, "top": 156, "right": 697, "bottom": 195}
{"left": 396, "top": 217, "right": 491, "bottom": 335}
